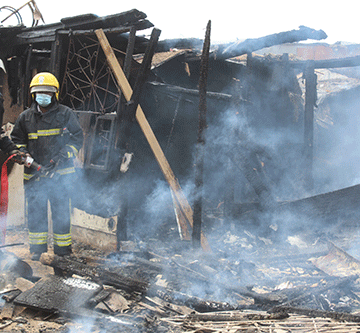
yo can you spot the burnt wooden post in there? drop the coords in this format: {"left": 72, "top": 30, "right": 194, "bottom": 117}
{"left": 24, "top": 44, "right": 33, "bottom": 108}
{"left": 304, "top": 62, "right": 317, "bottom": 190}
{"left": 123, "top": 26, "right": 137, "bottom": 80}
{"left": 116, "top": 26, "right": 137, "bottom": 245}
{"left": 50, "top": 32, "right": 62, "bottom": 78}
{"left": 116, "top": 28, "right": 161, "bottom": 247}
{"left": 192, "top": 21, "right": 211, "bottom": 248}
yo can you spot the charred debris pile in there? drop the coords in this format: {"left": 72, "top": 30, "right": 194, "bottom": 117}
{"left": 3, "top": 227, "right": 360, "bottom": 332}
{"left": 3, "top": 6, "right": 360, "bottom": 332}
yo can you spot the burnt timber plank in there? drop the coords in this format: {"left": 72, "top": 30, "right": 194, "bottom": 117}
{"left": 11, "top": 9, "right": 153, "bottom": 46}
{"left": 249, "top": 54, "right": 360, "bottom": 70}
{"left": 40, "top": 253, "right": 148, "bottom": 294}
{"left": 216, "top": 26, "right": 327, "bottom": 60}
{"left": 232, "top": 183, "right": 360, "bottom": 227}
{"left": 270, "top": 305, "right": 360, "bottom": 323}
{"left": 276, "top": 183, "right": 360, "bottom": 224}
{"left": 60, "top": 9, "right": 148, "bottom": 30}
{"left": 14, "top": 275, "right": 102, "bottom": 314}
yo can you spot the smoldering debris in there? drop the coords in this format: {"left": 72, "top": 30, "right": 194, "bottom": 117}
{"left": 2, "top": 224, "right": 360, "bottom": 332}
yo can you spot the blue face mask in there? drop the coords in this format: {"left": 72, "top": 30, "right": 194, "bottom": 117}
{"left": 35, "top": 93, "right": 52, "bottom": 107}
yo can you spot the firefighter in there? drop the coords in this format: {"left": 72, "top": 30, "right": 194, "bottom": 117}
{"left": 11, "top": 72, "right": 84, "bottom": 260}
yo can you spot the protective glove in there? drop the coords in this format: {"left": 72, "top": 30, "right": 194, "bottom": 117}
{"left": 40, "top": 160, "right": 57, "bottom": 177}
{"left": 51, "top": 146, "right": 74, "bottom": 165}
{"left": 9, "top": 150, "right": 28, "bottom": 165}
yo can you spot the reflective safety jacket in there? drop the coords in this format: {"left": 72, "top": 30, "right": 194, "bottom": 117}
{"left": 11, "top": 102, "right": 84, "bottom": 181}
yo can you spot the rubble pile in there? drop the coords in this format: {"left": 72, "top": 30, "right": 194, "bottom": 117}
{"left": 2, "top": 221, "right": 360, "bottom": 332}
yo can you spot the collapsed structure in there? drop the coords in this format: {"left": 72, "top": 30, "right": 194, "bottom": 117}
{"left": 2, "top": 3, "right": 360, "bottom": 332}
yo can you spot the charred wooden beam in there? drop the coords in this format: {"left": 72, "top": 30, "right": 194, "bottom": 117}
{"left": 115, "top": 26, "right": 137, "bottom": 244}
{"left": 123, "top": 26, "right": 137, "bottom": 79}
{"left": 58, "top": 26, "right": 131, "bottom": 36}
{"left": 307, "top": 55, "right": 360, "bottom": 69}
{"left": 248, "top": 54, "right": 360, "bottom": 70}
{"left": 216, "top": 26, "right": 327, "bottom": 60}
{"left": 270, "top": 305, "right": 360, "bottom": 322}
{"left": 277, "top": 183, "right": 360, "bottom": 225}
{"left": 40, "top": 253, "right": 148, "bottom": 294}
{"left": 303, "top": 62, "right": 317, "bottom": 190}
{"left": 59, "top": 9, "right": 149, "bottom": 31}
{"left": 0, "top": 243, "right": 24, "bottom": 248}
{"left": 125, "top": 27, "right": 161, "bottom": 121}
{"left": 276, "top": 275, "right": 356, "bottom": 308}
{"left": 185, "top": 310, "right": 289, "bottom": 322}
{"left": 233, "top": 179, "right": 360, "bottom": 227}
{"left": 14, "top": 275, "right": 103, "bottom": 315}
{"left": 150, "top": 287, "right": 236, "bottom": 312}
{"left": 193, "top": 21, "right": 211, "bottom": 248}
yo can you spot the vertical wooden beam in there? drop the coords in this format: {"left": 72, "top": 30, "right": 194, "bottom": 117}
{"left": 192, "top": 20, "right": 211, "bottom": 248}
{"left": 116, "top": 28, "right": 160, "bottom": 245}
{"left": 24, "top": 44, "right": 33, "bottom": 108}
{"left": 95, "top": 29, "right": 211, "bottom": 251}
{"left": 123, "top": 26, "right": 137, "bottom": 80}
{"left": 304, "top": 62, "right": 317, "bottom": 190}
{"left": 50, "top": 33, "right": 61, "bottom": 76}
{"left": 116, "top": 26, "right": 136, "bottom": 245}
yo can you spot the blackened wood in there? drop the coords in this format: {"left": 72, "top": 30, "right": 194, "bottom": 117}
{"left": 60, "top": 9, "right": 148, "bottom": 31}
{"left": 277, "top": 275, "right": 356, "bottom": 307}
{"left": 279, "top": 183, "right": 360, "bottom": 226}
{"left": 0, "top": 243, "right": 24, "bottom": 248}
{"left": 125, "top": 28, "right": 161, "bottom": 121}
{"left": 193, "top": 20, "right": 211, "bottom": 248}
{"left": 271, "top": 305, "right": 360, "bottom": 322}
{"left": 297, "top": 55, "right": 360, "bottom": 69}
{"left": 116, "top": 192, "right": 128, "bottom": 245}
{"left": 116, "top": 28, "right": 160, "bottom": 246}
{"left": 151, "top": 282, "right": 284, "bottom": 312}
{"left": 24, "top": 44, "right": 33, "bottom": 108}
{"left": 88, "top": 289, "right": 111, "bottom": 307}
{"left": 123, "top": 26, "right": 137, "bottom": 80}
{"left": 150, "top": 286, "right": 235, "bottom": 312}
{"left": 41, "top": 253, "right": 98, "bottom": 276}
{"left": 185, "top": 310, "right": 288, "bottom": 322}
{"left": 56, "top": 22, "right": 152, "bottom": 36}
{"left": 40, "top": 253, "right": 148, "bottom": 294}
{"left": 304, "top": 63, "right": 316, "bottom": 190}
{"left": 96, "top": 28, "right": 210, "bottom": 251}
{"left": 2, "top": 289, "right": 21, "bottom": 302}
{"left": 99, "top": 270, "right": 148, "bottom": 294}
{"left": 216, "top": 26, "right": 327, "bottom": 60}
{"left": 14, "top": 275, "right": 102, "bottom": 314}
{"left": 233, "top": 182, "right": 360, "bottom": 228}
{"left": 227, "top": 53, "right": 360, "bottom": 72}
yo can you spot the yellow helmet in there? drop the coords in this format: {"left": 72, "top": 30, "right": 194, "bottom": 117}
{"left": 29, "top": 72, "right": 59, "bottom": 99}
